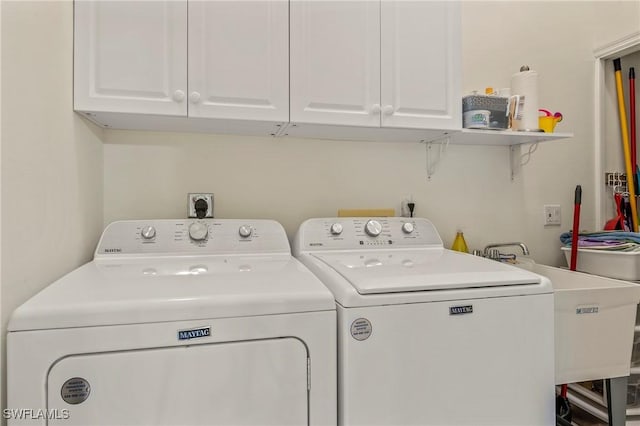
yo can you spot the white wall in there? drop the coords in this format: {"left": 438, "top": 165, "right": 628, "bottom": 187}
{"left": 105, "top": 131, "right": 523, "bottom": 248}
{"left": 0, "top": 0, "right": 104, "bottom": 414}
{"left": 104, "top": 1, "right": 640, "bottom": 267}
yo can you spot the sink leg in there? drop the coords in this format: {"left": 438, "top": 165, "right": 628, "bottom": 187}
{"left": 606, "top": 376, "right": 628, "bottom": 425}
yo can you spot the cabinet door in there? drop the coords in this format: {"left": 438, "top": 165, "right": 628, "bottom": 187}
{"left": 380, "top": 1, "right": 461, "bottom": 130}
{"left": 290, "top": 1, "right": 381, "bottom": 127}
{"left": 74, "top": 1, "right": 187, "bottom": 116}
{"left": 188, "top": 1, "right": 289, "bottom": 122}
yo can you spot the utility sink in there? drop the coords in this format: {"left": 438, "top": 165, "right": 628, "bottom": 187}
{"left": 515, "top": 260, "right": 640, "bottom": 384}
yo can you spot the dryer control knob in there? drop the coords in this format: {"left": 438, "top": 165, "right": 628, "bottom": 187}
{"left": 141, "top": 226, "right": 156, "bottom": 240}
{"left": 238, "top": 225, "right": 252, "bottom": 238}
{"left": 330, "top": 223, "right": 343, "bottom": 235}
{"left": 189, "top": 222, "right": 208, "bottom": 241}
{"left": 401, "top": 222, "right": 414, "bottom": 234}
{"left": 364, "top": 220, "right": 382, "bottom": 237}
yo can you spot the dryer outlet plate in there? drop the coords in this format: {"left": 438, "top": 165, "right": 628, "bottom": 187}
{"left": 188, "top": 193, "right": 214, "bottom": 218}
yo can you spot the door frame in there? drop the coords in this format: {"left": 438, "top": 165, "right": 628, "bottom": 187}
{"left": 594, "top": 31, "right": 640, "bottom": 227}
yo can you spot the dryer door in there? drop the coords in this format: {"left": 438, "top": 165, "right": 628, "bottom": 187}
{"left": 47, "top": 338, "right": 309, "bottom": 425}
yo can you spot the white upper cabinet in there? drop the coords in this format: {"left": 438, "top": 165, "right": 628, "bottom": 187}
{"left": 74, "top": 0, "right": 461, "bottom": 138}
{"left": 188, "top": 1, "right": 289, "bottom": 121}
{"left": 290, "top": 0, "right": 461, "bottom": 131}
{"left": 74, "top": 1, "right": 188, "bottom": 116}
{"left": 290, "top": 1, "right": 380, "bottom": 127}
{"left": 74, "top": 0, "right": 288, "bottom": 128}
{"left": 380, "top": 1, "right": 461, "bottom": 129}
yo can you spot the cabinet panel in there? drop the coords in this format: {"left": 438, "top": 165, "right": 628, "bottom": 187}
{"left": 380, "top": 1, "right": 461, "bottom": 129}
{"left": 74, "top": 1, "right": 187, "bottom": 116}
{"left": 290, "top": 1, "right": 380, "bottom": 127}
{"left": 188, "top": 1, "right": 289, "bottom": 121}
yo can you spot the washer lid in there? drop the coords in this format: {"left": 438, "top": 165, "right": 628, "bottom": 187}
{"left": 313, "top": 249, "right": 540, "bottom": 294}
{"left": 9, "top": 255, "right": 335, "bottom": 331}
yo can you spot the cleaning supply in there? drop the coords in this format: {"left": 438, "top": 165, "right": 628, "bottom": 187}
{"left": 630, "top": 68, "right": 637, "bottom": 196}
{"left": 614, "top": 58, "right": 638, "bottom": 231}
{"left": 510, "top": 65, "right": 539, "bottom": 131}
{"left": 557, "top": 185, "right": 581, "bottom": 423}
{"left": 451, "top": 231, "right": 469, "bottom": 253}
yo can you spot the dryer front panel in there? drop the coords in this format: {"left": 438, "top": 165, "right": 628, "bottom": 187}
{"left": 47, "top": 338, "right": 309, "bottom": 425}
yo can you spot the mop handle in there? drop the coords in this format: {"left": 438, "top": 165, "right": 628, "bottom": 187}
{"left": 631, "top": 68, "right": 637, "bottom": 170}
{"left": 614, "top": 59, "right": 638, "bottom": 232}
{"left": 570, "top": 185, "right": 581, "bottom": 271}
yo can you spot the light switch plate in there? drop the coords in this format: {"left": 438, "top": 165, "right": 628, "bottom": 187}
{"left": 544, "top": 204, "right": 561, "bottom": 226}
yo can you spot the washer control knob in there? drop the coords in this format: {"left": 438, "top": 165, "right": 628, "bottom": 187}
{"left": 401, "top": 222, "right": 414, "bottom": 234}
{"left": 141, "top": 226, "right": 156, "bottom": 240}
{"left": 188, "top": 222, "right": 208, "bottom": 241}
{"left": 364, "top": 220, "right": 382, "bottom": 237}
{"left": 239, "top": 225, "right": 252, "bottom": 238}
{"left": 330, "top": 223, "right": 343, "bottom": 235}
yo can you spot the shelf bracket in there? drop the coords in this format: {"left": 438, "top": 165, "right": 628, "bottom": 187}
{"left": 423, "top": 136, "right": 450, "bottom": 180}
{"left": 510, "top": 142, "right": 540, "bottom": 181}
{"left": 509, "top": 145, "right": 521, "bottom": 181}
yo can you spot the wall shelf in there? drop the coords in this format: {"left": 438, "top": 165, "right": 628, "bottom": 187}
{"left": 428, "top": 129, "right": 573, "bottom": 146}
{"left": 424, "top": 129, "right": 573, "bottom": 180}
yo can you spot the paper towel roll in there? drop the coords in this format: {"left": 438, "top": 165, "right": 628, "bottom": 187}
{"left": 510, "top": 67, "right": 539, "bottom": 131}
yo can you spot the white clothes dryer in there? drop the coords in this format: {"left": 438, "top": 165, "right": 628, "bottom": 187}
{"left": 8, "top": 219, "right": 336, "bottom": 426}
{"left": 293, "top": 217, "right": 555, "bottom": 426}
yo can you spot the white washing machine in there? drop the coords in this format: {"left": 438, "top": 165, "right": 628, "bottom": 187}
{"left": 8, "top": 219, "right": 336, "bottom": 426}
{"left": 293, "top": 217, "right": 555, "bottom": 426}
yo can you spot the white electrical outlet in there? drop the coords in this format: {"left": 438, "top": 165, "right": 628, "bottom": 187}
{"left": 543, "top": 204, "right": 561, "bottom": 226}
{"left": 401, "top": 196, "right": 414, "bottom": 218}
{"left": 188, "top": 193, "right": 214, "bottom": 218}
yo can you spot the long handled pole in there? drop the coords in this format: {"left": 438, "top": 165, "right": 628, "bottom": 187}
{"left": 631, "top": 68, "right": 637, "bottom": 196}
{"left": 614, "top": 58, "right": 638, "bottom": 232}
{"left": 558, "top": 184, "right": 582, "bottom": 420}
{"left": 570, "top": 185, "right": 581, "bottom": 271}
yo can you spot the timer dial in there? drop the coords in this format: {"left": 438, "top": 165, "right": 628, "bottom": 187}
{"left": 364, "top": 220, "right": 382, "bottom": 237}
{"left": 188, "top": 222, "right": 208, "bottom": 241}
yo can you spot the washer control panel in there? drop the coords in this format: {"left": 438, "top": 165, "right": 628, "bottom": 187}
{"left": 295, "top": 217, "right": 443, "bottom": 251}
{"left": 95, "top": 219, "right": 290, "bottom": 258}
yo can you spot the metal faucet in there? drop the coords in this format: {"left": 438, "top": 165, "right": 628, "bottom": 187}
{"left": 483, "top": 242, "right": 530, "bottom": 257}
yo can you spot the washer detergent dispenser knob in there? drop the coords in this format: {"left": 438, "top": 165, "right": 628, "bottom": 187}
{"left": 141, "top": 226, "right": 156, "bottom": 240}
{"left": 188, "top": 222, "right": 209, "bottom": 241}
{"left": 364, "top": 220, "right": 383, "bottom": 237}
{"left": 401, "top": 222, "right": 414, "bottom": 234}
{"left": 330, "top": 223, "right": 343, "bottom": 235}
{"left": 238, "top": 225, "right": 252, "bottom": 238}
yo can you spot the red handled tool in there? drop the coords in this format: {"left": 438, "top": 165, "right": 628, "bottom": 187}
{"left": 557, "top": 185, "right": 581, "bottom": 422}
{"left": 570, "top": 185, "right": 581, "bottom": 271}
